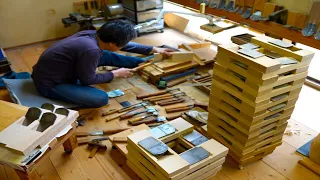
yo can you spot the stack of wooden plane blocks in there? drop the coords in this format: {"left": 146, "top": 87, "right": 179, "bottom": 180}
{"left": 125, "top": 118, "right": 228, "bottom": 180}
{"left": 207, "top": 36, "right": 314, "bottom": 167}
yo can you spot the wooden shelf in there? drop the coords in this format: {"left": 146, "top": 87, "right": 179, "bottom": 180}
{"left": 168, "top": 0, "right": 320, "bottom": 50}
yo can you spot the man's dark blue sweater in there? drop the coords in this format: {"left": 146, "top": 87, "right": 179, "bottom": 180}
{"left": 32, "top": 30, "right": 153, "bottom": 89}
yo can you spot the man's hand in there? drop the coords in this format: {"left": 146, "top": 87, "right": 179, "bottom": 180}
{"left": 152, "top": 47, "right": 175, "bottom": 57}
{"left": 112, "top": 68, "right": 134, "bottom": 78}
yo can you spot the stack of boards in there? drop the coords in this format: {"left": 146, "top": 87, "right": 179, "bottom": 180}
{"left": 207, "top": 36, "right": 314, "bottom": 167}
{"left": 125, "top": 118, "right": 228, "bottom": 180}
{"left": 0, "top": 103, "right": 78, "bottom": 155}
{"left": 140, "top": 43, "right": 216, "bottom": 84}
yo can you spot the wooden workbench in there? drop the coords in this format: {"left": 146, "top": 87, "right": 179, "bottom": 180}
{"left": 1, "top": 28, "right": 320, "bottom": 180}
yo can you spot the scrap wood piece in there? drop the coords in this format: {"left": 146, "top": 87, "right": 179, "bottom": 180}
{"left": 181, "top": 44, "right": 206, "bottom": 66}
{"left": 262, "top": 2, "right": 278, "bottom": 17}
{"left": 253, "top": 0, "right": 268, "bottom": 12}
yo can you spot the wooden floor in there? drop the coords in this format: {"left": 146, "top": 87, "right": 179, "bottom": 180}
{"left": 1, "top": 29, "right": 320, "bottom": 180}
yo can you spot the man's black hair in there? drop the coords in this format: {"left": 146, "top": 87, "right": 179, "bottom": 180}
{"left": 97, "top": 20, "right": 137, "bottom": 47}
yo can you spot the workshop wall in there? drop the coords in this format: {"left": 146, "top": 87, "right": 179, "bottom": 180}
{"left": 271, "top": 0, "right": 311, "bottom": 14}
{"left": 0, "top": 0, "right": 80, "bottom": 48}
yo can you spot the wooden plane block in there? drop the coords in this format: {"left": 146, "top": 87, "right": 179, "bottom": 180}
{"left": 207, "top": 125, "right": 284, "bottom": 156}
{"left": 0, "top": 106, "right": 78, "bottom": 155}
{"left": 234, "top": 139, "right": 282, "bottom": 161}
{"left": 294, "top": 13, "right": 308, "bottom": 29}
{"left": 250, "top": 36, "right": 315, "bottom": 62}
{"left": 217, "top": 44, "right": 282, "bottom": 73}
{"left": 208, "top": 100, "right": 295, "bottom": 131}
{"left": 207, "top": 101, "right": 295, "bottom": 133}
{"left": 215, "top": 60, "right": 279, "bottom": 86}
{"left": 208, "top": 113, "right": 289, "bottom": 141}
{"left": 127, "top": 160, "right": 151, "bottom": 180}
{"left": 228, "top": 142, "right": 279, "bottom": 164}
{"left": 208, "top": 94, "right": 298, "bottom": 125}
{"left": 253, "top": 0, "right": 268, "bottom": 11}
{"left": 212, "top": 67, "right": 307, "bottom": 101}
{"left": 127, "top": 145, "right": 169, "bottom": 180}
{"left": 216, "top": 125, "right": 285, "bottom": 155}
{"left": 262, "top": 2, "right": 278, "bottom": 17}
{"left": 128, "top": 149, "right": 223, "bottom": 180}
{"left": 127, "top": 129, "right": 190, "bottom": 178}
{"left": 287, "top": 12, "right": 297, "bottom": 26}
{"left": 209, "top": 89, "right": 299, "bottom": 117}
{"left": 172, "top": 139, "right": 228, "bottom": 180}
{"left": 208, "top": 113, "right": 289, "bottom": 146}
{"left": 109, "top": 124, "right": 150, "bottom": 156}
{"left": 128, "top": 139, "right": 228, "bottom": 180}
{"left": 211, "top": 76, "right": 304, "bottom": 105}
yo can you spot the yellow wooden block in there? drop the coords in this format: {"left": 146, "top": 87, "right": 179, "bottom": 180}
{"left": 127, "top": 139, "right": 228, "bottom": 180}
{"left": 207, "top": 124, "right": 285, "bottom": 156}
{"left": 127, "top": 129, "right": 190, "bottom": 178}
{"left": 287, "top": 12, "right": 297, "bottom": 26}
{"left": 208, "top": 97, "right": 296, "bottom": 129}
{"left": 209, "top": 86, "right": 300, "bottom": 117}
{"left": 262, "top": 3, "right": 278, "bottom": 17}
{"left": 127, "top": 160, "right": 150, "bottom": 180}
{"left": 208, "top": 113, "right": 289, "bottom": 147}
{"left": 251, "top": 36, "right": 315, "bottom": 62}
{"left": 217, "top": 44, "right": 282, "bottom": 73}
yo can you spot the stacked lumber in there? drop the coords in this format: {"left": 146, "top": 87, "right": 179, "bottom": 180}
{"left": 126, "top": 118, "right": 228, "bottom": 180}
{"left": 207, "top": 36, "right": 314, "bottom": 167}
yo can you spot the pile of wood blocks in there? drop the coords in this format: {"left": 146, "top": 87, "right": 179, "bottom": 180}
{"left": 207, "top": 36, "right": 314, "bottom": 167}
{"left": 140, "top": 43, "right": 216, "bottom": 84}
{"left": 125, "top": 118, "right": 228, "bottom": 180}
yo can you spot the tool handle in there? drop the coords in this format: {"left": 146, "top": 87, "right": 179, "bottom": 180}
{"left": 166, "top": 106, "right": 190, "bottom": 113}
{"left": 105, "top": 112, "right": 126, "bottom": 122}
{"left": 103, "top": 128, "right": 129, "bottom": 134}
{"left": 166, "top": 113, "right": 183, "bottom": 121}
{"left": 128, "top": 116, "right": 144, "bottom": 123}
{"left": 155, "top": 98, "right": 180, "bottom": 104}
{"left": 120, "top": 113, "right": 136, "bottom": 119}
{"left": 118, "top": 106, "right": 136, "bottom": 113}
{"left": 112, "top": 137, "right": 127, "bottom": 142}
{"left": 149, "top": 96, "right": 174, "bottom": 102}
{"left": 137, "top": 90, "right": 167, "bottom": 99}
{"left": 75, "top": 132, "right": 89, "bottom": 137}
{"left": 133, "top": 62, "right": 153, "bottom": 71}
{"left": 194, "top": 101, "right": 209, "bottom": 110}
{"left": 102, "top": 109, "right": 118, "bottom": 117}
{"left": 165, "top": 104, "right": 189, "bottom": 110}
{"left": 131, "top": 118, "right": 157, "bottom": 126}
{"left": 143, "top": 93, "right": 171, "bottom": 101}
{"left": 167, "top": 78, "right": 188, "bottom": 88}
{"left": 158, "top": 99, "right": 185, "bottom": 106}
